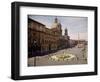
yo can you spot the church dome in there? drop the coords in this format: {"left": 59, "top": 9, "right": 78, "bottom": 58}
{"left": 51, "top": 17, "right": 62, "bottom": 31}
{"left": 52, "top": 23, "right": 58, "bottom": 28}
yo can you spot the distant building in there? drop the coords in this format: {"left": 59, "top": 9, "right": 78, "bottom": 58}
{"left": 28, "top": 17, "right": 70, "bottom": 57}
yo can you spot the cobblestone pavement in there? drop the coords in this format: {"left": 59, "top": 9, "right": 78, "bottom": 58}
{"left": 28, "top": 46, "right": 87, "bottom": 66}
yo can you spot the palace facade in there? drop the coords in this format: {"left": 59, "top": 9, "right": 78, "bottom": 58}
{"left": 28, "top": 17, "right": 70, "bottom": 57}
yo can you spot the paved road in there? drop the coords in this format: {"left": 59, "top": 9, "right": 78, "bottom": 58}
{"left": 28, "top": 46, "right": 87, "bottom": 66}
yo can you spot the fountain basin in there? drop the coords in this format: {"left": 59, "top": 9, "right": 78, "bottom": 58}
{"left": 50, "top": 54, "right": 76, "bottom": 61}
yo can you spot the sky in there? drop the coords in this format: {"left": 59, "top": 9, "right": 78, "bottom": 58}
{"left": 29, "top": 15, "right": 88, "bottom": 41}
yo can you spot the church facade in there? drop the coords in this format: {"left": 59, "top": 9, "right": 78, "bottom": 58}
{"left": 28, "top": 17, "right": 70, "bottom": 57}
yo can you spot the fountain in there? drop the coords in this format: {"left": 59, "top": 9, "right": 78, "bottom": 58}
{"left": 50, "top": 53, "right": 76, "bottom": 61}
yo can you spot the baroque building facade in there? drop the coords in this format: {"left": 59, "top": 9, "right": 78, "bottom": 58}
{"left": 28, "top": 17, "right": 70, "bottom": 57}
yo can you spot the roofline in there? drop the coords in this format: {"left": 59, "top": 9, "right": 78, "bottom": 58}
{"left": 28, "top": 18, "right": 45, "bottom": 26}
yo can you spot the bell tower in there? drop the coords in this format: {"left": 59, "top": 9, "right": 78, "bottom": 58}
{"left": 65, "top": 28, "right": 68, "bottom": 36}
